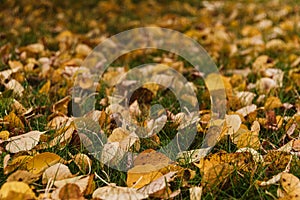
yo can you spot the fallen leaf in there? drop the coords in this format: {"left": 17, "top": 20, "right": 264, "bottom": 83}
{"left": 24, "top": 43, "right": 44, "bottom": 53}
{"left": 0, "top": 181, "right": 36, "bottom": 200}
{"left": 127, "top": 164, "right": 164, "bottom": 189}
{"left": 278, "top": 172, "right": 300, "bottom": 200}
{"left": 190, "top": 186, "right": 202, "bottom": 200}
{"left": 4, "top": 155, "right": 32, "bottom": 175}
{"left": 51, "top": 183, "right": 85, "bottom": 200}
{"left": 75, "top": 43, "right": 92, "bottom": 57}
{"left": 54, "top": 174, "right": 94, "bottom": 195}
{"left": 225, "top": 114, "right": 242, "bottom": 136}
{"left": 52, "top": 96, "right": 71, "bottom": 114}
{"left": 138, "top": 171, "right": 177, "bottom": 196}
{"left": 25, "top": 152, "right": 65, "bottom": 174}
{"left": 236, "top": 91, "right": 256, "bottom": 106}
{"left": 293, "top": 140, "right": 300, "bottom": 151}
{"left": 133, "top": 149, "right": 172, "bottom": 168}
{"left": 42, "top": 163, "right": 73, "bottom": 184}
{"left": 5, "top": 130, "right": 45, "bottom": 153}
{"left": 8, "top": 60, "right": 23, "bottom": 70}
{"left": 194, "top": 152, "right": 255, "bottom": 189}
{"left": 0, "top": 131, "right": 10, "bottom": 140}
{"left": 257, "top": 77, "right": 278, "bottom": 93}
{"left": 92, "top": 183, "right": 148, "bottom": 200}
{"left": 72, "top": 153, "right": 92, "bottom": 174}
{"left": 39, "top": 80, "right": 51, "bottom": 94}
{"left": 236, "top": 130, "right": 260, "bottom": 150}
{"left": 108, "top": 127, "right": 140, "bottom": 151}
{"left": 236, "top": 104, "right": 257, "bottom": 117}
{"left": 4, "top": 112, "right": 24, "bottom": 130}
{"left": 7, "top": 170, "right": 40, "bottom": 184}
{"left": 264, "top": 96, "right": 282, "bottom": 110}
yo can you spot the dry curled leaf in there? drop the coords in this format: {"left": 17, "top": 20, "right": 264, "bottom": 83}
{"left": 72, "top": 153, "right": 92, "bottom": 174}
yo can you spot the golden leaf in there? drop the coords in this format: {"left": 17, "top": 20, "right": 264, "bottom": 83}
{"left": 0, "top": 181, "right": 36, "bottom": 200}
{"left": 3, "top": 112, "right": 24, "bottom": 130}
{"left": 39, "top": 80, "right": 51, "bottom": 94}
{"left": 7, "top": 170, "right": 39, "bottom": 184}
{"left": 25, "top": 152, "right": 65, "bottom": 174}
{"left": 264, "top": 96, "right": 282, "bottom": 110}
{"left": 127, "top": 164, "right": 164, "bottom": 189}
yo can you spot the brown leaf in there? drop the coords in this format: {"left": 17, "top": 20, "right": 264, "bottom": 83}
{"left": 52, "top": 183, "right": 85, "bottom": 200}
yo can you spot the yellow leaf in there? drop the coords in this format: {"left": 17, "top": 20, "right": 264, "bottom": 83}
{"left": 0, "top": 131, "right": 10, "bottom": 140}
{"left": 204, "top": 73, "right": 226, "bottom": 91}
{"left": 236, "top": 130, "right": 260, "bottom": 150}
{"left": 108, "top": 127, "right": 139, "bottom": 151}
{"left": 264, "top": 96, "right": 282, "bottom": 110}
{"left": 39, "top": 80, "right": 51, "bottom": 94}
{"left": 127, "top": 164, "right": 163, "bottom": 189}
{"left": 138, "top": 171, "right": 177, "bottom": 196}
{"left": 0, "top": 181, "right": 36, "bottom": 200}
{"left": 4, "top": 155, "right": 32, "bottom": 175}
{"left": 25, "top": 152, "right": 65, "bottom": 174}
{"left": 75, "top": 43, "right": 92, "bottom": 57}
{"left": 194, "top": 152, "right": 255, "bottom": 189}
{"left": 55, "top": 30, "right": 73, "bottom": 42}
{"left": 225, "top": 114, "right": 242, "bottom": 136}
{"left": 8, "top": 60, "right": 23, "bottom": 70}
{"left": 190, "top": 186, "right": 202, "bottom": 200}
{"left": 7, "top": 170, "right": 39, "bottom": 184}
{"left": 4, "top": 112, "right": 24, "bottom": 130}
{"left": 4, "top": 79, "right": 24, "bottom": 97}
{"left": 25, "top": 43, "right": 44, "bottom": 53}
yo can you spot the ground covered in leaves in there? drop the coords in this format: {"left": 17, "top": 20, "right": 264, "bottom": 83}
{"left": 0, "top": 0, "right": 300, "bottom": 199}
